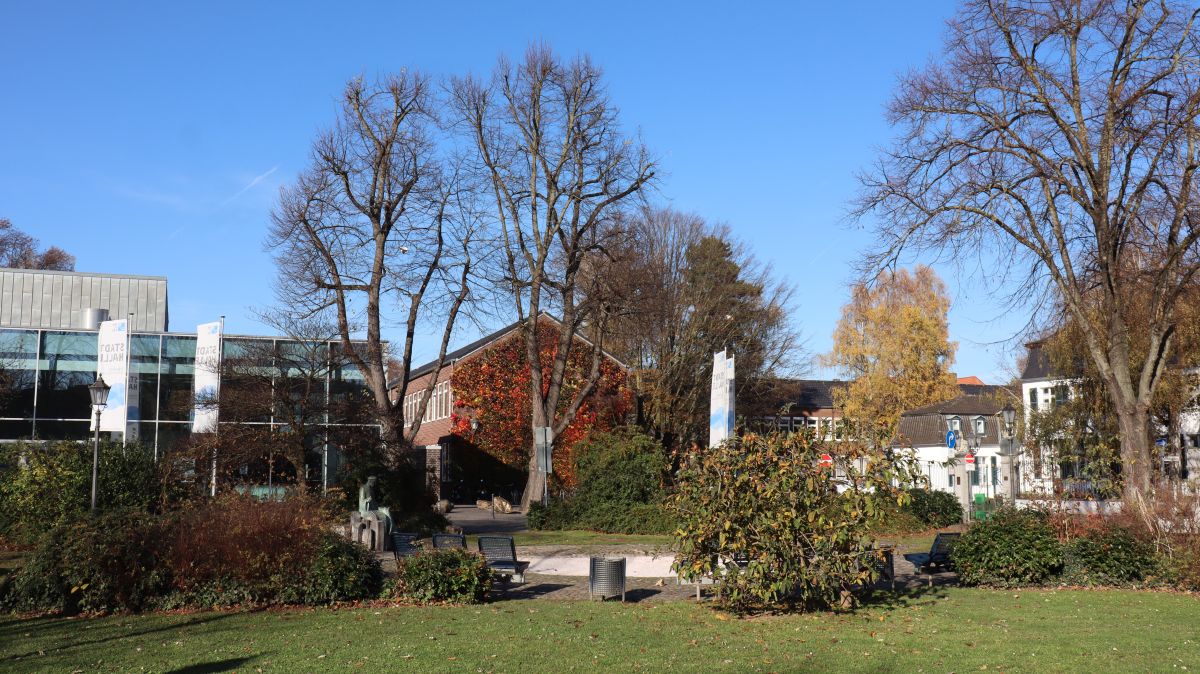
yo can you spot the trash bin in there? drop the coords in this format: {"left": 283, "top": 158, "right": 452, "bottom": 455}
{"left": 589, "top": 556, "right": 626, "bottom": 601}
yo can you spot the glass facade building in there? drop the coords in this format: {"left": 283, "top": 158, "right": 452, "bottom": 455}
{"left": 0, "top": 327, "right": 377, "bottom": 483}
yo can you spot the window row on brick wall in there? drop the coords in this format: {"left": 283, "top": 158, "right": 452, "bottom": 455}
{"left": 403, "top": 380, "right": 452, "bottom": 427}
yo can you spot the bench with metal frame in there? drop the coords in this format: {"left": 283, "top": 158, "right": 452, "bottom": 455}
{"left": 432, "top": 533, "right": 467, "bottom": 550}
{"left": 903, "top": 532, "right": 960, "bottom": 584}
{"left": 477, "top": 535, "right": 530, "bottom": 583}
{"left": 391, "top": 532, "right": 421, "bottom": 561}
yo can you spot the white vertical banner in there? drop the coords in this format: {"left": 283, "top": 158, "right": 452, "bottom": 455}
{"left": 708, "top": 349, "right": 736, "bottom": 448}
{"left": 192, "top": 321, "right": 223, "bottom": 432}
{"left": 96, "top": 319, "right": 129, "bottom": 434}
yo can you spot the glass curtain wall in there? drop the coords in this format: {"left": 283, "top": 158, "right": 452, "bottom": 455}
{"left": 0, "top": 328, "right": 377, "bottom": 481}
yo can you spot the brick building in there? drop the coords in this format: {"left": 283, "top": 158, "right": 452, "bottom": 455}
{"left": 390, "top": 314, "right": 628, "bottom": 502}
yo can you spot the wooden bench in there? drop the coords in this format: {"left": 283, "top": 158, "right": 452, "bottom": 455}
{"left": 477, "top": 535, "right": 530, "bottom": 583}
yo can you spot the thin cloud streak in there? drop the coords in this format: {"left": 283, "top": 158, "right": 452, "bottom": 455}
{"left": 220, "top": 165, "right": 278, "bottom": 206}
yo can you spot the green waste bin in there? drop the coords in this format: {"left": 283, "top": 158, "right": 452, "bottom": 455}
{"left": 972, "top": 493, "right": 988, "bottom": 521}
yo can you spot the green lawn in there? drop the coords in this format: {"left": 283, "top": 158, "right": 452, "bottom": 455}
{"left": 4, "top": 588, "right": 1199, "bottom": 672}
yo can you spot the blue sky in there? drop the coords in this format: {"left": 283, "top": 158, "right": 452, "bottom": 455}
{"left": 0, "top": 1, "right": 1028, "bottom": 382}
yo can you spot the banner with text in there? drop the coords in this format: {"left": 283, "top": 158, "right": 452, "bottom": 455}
{"left": 192, "top": 321, "right": 222, "bottom": 432}
{"left": 96, "top": 319, "right": 129, "bottom": 433}
{"left": 708, "top": 349, "right": 735, "bottom": 448}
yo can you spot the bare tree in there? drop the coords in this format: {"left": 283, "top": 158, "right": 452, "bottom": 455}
{"left": 857, "top": 0, "right": 1200, "bottom": 510}
{"left": 453, "top": 46, "right": 655, "bottom": 508}
{"left": 610, "top": 207, "right": 802, "bottom": 450}
{"left": 0, "top": 218, "right": 74, "bottom": 270}
{"left": 268, "top": 74, "right": 476, "bottom": 470}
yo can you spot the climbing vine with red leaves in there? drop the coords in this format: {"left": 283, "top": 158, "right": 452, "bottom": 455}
{"left": 450, "top": 322, "right": 633, "bottom": 489}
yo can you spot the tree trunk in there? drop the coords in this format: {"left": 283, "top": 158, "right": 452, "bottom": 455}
{"left": 521, "top": 405, "right": 549, "bottom": 512}
{"left": 379, "top": 413, "right": 409, "bottom": 467}
{"left": 1115, "top": 404, "right": 1153, "bottom": 515}
{"left": 522, "top": 458, "right": 547, "bottom": 513}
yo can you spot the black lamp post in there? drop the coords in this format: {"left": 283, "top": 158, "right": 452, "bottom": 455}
{"left": 1001, "top": 402, "right": 1017, "bottom": 500}
{"left": 88, "top": 374, "right": 111, "bottom": 512}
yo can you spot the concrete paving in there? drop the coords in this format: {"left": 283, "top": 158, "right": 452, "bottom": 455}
{"left": 525, "top": 553, "right": 676, "bottom": 577}
{"left": 445, "top": 505, "right": 528, "bottom": 535}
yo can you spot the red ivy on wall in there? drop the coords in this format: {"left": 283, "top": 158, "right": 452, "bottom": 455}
{"left": 449, "top": 322, "right": 633, "bottom": 489}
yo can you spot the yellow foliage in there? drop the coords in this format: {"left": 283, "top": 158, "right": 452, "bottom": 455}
{"left": 826, "top": 265, "right": 959, "bottom": 440}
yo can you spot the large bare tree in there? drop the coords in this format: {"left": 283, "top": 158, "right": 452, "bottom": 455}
{"left": 268, "top": 74, "right": 476, "bottom": 468}
{"left": 610, "top": 207, "right": 802, "bottom": 450}
{"left": 858, "top": 0, "right": 1200, "bottom": 510}
{"left": 453, "top": 46, "right": 655, "bottom": 508}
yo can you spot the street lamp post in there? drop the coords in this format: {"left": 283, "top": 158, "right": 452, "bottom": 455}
{"left": 88, "top": 375, "right": 111, "bottom": 513}
{"left": 1000, "top": 402, "right": 1017, "bottom": 502}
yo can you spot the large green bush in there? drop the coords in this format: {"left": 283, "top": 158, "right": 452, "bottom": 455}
{"left": 393, "top": 549, "right": 492, "bottom": 604}
{"left": 953, "top": 508, "right": 1063, "bottom": 587}
{"left": 672, "top": 431, "right": 922, "bottom": 611}
{"left": 528, "top": 428, "right": 674, "bottom": 535}
{"left": 3, "top": 510, "right": 169, "bottom": 614}
{"left": 1062, "top": 523, "right": 1157, "bottom": 586}
{"left": 0, "top": 441, "right": 160, "bottom": 544}
{"left": 3, "top": 494, "right": 384, "bottom": 613}
{"left": 905, "top": 488, "right": 963, "bottom": 528}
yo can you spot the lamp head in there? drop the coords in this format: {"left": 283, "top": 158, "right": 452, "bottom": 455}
{"left": 89, "top": 374, "right": 111, "bottom": 408}
{"left": 1002, "top": 402, "right": 1016, "bottom": 427}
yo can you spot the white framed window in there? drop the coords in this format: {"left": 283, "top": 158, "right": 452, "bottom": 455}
{"left": 404, "top": 380, "right": 453, "bottom": 427}
{"left": 974, "top": 416, "right": 986, "bottom": 435}
{"left": 948, "top": 416, "right": 961, "bottom": 432}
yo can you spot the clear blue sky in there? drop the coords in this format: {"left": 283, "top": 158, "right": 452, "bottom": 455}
{"left": 0, "top": 0, "right": 1027, "bottom": 382}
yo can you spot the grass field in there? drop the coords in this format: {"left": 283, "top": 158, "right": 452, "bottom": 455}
{"left": 4, "top": 587, "right": 1199, "bottom": 673}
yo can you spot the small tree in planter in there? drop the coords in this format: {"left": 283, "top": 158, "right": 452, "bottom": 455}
{"left": 671, "top": 431, "right": 921, "bottom": 612}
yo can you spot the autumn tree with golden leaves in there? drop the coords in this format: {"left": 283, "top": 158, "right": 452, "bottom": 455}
{"left": 825, "top": 266, "right": 959, "bottom": 443}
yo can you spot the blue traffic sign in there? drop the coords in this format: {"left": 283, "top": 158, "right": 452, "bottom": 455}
{"left": 946, "top": 430, "right": 957, "bottom": 449}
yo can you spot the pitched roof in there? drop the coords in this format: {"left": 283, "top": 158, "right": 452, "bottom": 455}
{"left": 396, "top": 313, "right": 627, "bottom": 386}
{"left": 745, "top": 378, "right": 843, "bottom": 416}
{"left": 897, "top": 412, "right": 1002, "bottom": 446}
{"left": 894, "top": 389, "right": 1018, "bottom": 447}
{"left": 902, "top": 391, "right": 1012, "bottom": 417}
{"left": 1020, "top": 341, "right": 1054, "bottom": 380}
{"left": 957, "top": 376, "right": 985, "bottom": 386}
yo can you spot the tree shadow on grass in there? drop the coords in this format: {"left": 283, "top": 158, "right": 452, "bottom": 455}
{"left": 493, "top": 582, "right": 573, "bottom": 600}
{"left": 857, "top": 582, "right": 950, "bottom": 611}
{"left": 0, "top": 612, "right": 239, "bottom": 662}
{"left": 167, "top": 655, "right": 264, "bottom": 673}
{"left": 622, "top": 588, "right": 662, "bottom": 603}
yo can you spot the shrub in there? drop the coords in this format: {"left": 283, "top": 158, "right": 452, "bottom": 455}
{"left": 953, "top": 508, "right": 1063, "bottom": 587}
{"left": 869, "top": 500, "right": 926, "bottom": 534}
{"left": 525, "top": 500, "right": 570, "bottom": 530}
{"left": 2, "top": 493, "right": 386, "bottom": 613}
{"left": 672, "top": 431, "right": 922, "bottom": 612}
{"left": 284, "top": 533, "right": 383, "bottom": 605}
{"left": 164, "top": 493, "right": 331, "bottom": 602}
{"left": 393, "top": 549, "right": 492, "bottom": 604}
{"left": 1062, "top": 522, "right": 1157, "bottom": 586}
{"left": 905, "top": 488, "right": 963, "bottom": 528}
{"left": 0, "top": 441, "right": 161, "bottom": 544}
{"left": 575, "top": 501, "right": 676, "bottom": 535}
{"left": 3, "top": 509, "right": 169, "bottom": 614}
{"left": 527, "top": 428, "right": 674, "bottom": 535}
